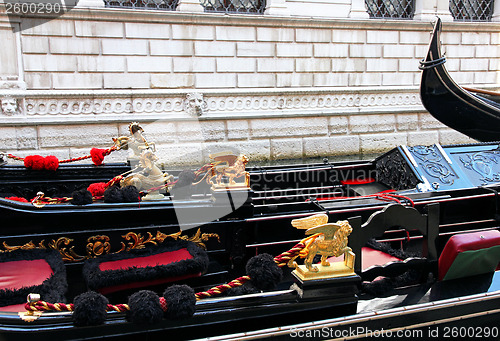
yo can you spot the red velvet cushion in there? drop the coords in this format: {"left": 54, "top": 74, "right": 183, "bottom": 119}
{"left": 0, "top": 304, "right": 26, "bottom": 312}
{"left": 98, "top": 273, "right": 201, "bottom": 295}
{"left": 99, "top": 248, "right": 192, "bottom": 271}
{"left": 0, "top": 259, "right": 53, "bottom": 291}
{"left": 439, "top": 230, "right": 500, "bottom": 281}
{"left": 327, "top": 247, "right": 402, "bottom": 270}
{"left": 97, "top": 248, "right": 199, "bottom": 295}
{"left": 341, "top": 178, "right": 375, "bottom": 185}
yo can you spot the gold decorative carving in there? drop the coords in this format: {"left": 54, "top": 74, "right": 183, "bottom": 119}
{"left": 208, "top": 152, "right": 250, "bottom": 190}
{"left": 290, "top": 214, "right": 355, "bottom": 281}
{"left": 0, "top": 229, "right": 219, "bottom": 262}
{"left": 50, "top": 237, "right": 86, "bottom": 262}
{"left": 120, "top": 232, "right": 157, "bottom": 252}
{"left": 87, "top": 236, "right": 111, "bottom": 257}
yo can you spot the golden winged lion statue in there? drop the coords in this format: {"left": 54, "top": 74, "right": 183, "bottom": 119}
{"left": 290, "top": 213, "right": 355, "bottom": 279}
{"left": 208, "top": 151, "right": 250, "bottom": 190}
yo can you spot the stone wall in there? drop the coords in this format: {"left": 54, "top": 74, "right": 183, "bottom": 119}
{"left": 1, "top": 8, "right": 498, "bottom": 166}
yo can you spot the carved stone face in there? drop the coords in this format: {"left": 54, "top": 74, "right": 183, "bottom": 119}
{"left": 185, "top": 93, "right": 207, "bottom": 116}
{"left": 1, "top": 97, "right": 17, "bottom": 116}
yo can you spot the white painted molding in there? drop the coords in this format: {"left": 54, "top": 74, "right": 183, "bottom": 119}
{"left": 176, "top": 0, "right": 204, "bottom": 12}
{"left": 348, "top": 0, "right": 369, "bottom": 19}
{"left": 76, "top": 0, "right": 105, "bottom": 8}
{"left": 492, "top": 0, "right": 500, "bottom": 22}
{"left": 414, "top": 0, "right": 453, "bottom": 22}
{"left": 265, "top": 0, "right": 291, "bottom": 16}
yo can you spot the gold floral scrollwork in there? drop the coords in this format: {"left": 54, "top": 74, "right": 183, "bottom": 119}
{"left": 0, "top": 228, "right": 220, "bottom": 261}
{"left": 180, "top": 229, "right": 220, "bottom": 250}
{"left": 2, "top": 240, "right": 38, "bottom": 252}
{"left": 49, "top": 237, "right": 86, "bottom": 262}
{"left": 119, "top": 232, "right": 157, "bottom": 252}
{"left": 155, "top": 230, "right": 182, "bottom": 243}
{"left": 86, "top": 236, "right": 111, "bottom": 258}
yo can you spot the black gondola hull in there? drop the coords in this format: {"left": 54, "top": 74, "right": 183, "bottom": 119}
{"left": 420, "top": 18, "right": 500, "bottom": 142}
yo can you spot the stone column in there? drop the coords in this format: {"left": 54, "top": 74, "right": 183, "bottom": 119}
{"left": 492, "top": 0, "right": 500, "bottom": 21}
{"left": 76, "top": 0, "right": 105, "bottom": 7}
{"left": 0, "top": 11, "right": 26, "bottom": 90}
{"left": 349, "top": 0, "right": 369, "bottom": 18}
{"left": 176, "top": 0, "right": 205, "bottom": 12}
{"left": 264, "top": 0, "right": 290, "bottom": 16}
{"left": 414, "top": 0, "right": 454, "bottom": 21}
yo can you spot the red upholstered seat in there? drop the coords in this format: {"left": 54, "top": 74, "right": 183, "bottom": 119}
{"left": 83, "top": 240, "right": 209, "bottom": 295}
{"left": 439, "top": 230, "right": 500, "bottom": 281}
{"left": 340, "top": 178, "right": 375, "bottom": 185}
{"left": 0, "top": 304, "right": 26, "bottom": 312}
{"left": 0, "top": 249, "right": 67, "bottom": 308}
{"left": 0, "top": 259, "right": 53, "bottom": 291}
{"left": 327, "top": 247, "right": 402, "bottom": 271}
{"left": 97, "top": 248, "right": 200, "bottom": 295}
{"left": 99, "top": 248, "right": 192, "bottom": 271}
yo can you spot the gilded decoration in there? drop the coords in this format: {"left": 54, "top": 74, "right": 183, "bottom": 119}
{"left": 208, "top": 152, "right": 250, "bottom": 190}
{"left": 289, "top": 214, "right": 355, "bottom": 280}
{"left": 0, "top": 228, "right": 219, "bottom": 262}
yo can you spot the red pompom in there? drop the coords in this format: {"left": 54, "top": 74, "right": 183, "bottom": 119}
{"left": 87, "top": 182, "right": 107, "bottom": 197}
{"left": 24, "top": 155, "right": 44, "bottom": 169}
{"left": 5, "top": 196, "right": 28, "bottom": 202}
{"left": 24, "top": 155, "right": 34, "bottom": 168}
{"left": 27, "top": 155, "right": 45, "bottom": 170}
{"left": 90, "top": 148, "right": 106, "bottom": 166}
{"left": 43, "top": 155, "right": 59, "bottom": 171}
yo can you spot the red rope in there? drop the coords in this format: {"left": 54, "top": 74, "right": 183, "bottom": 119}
{"left": 311, "top": 190, "right": 414, "bottom": 207}
{"left": 195, "top": 276, "right": 251, "bottom": 300}
{"left": 194, "top": 242, "right": 306, "bottom": 300}
{"left": 24, "top": 301, "right": 130, "bottom": 313}
{"left": 58, "top": 155, "right": 92, "bottom": 164}
{"left": 141, "top": 180, "right": 178, "bottom": 195}
{"left": 6, "top": 146, "right": 117, "bottom": 165}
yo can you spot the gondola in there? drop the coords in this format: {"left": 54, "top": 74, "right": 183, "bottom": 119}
{"left": 0, "top": 201, "right": 499, "bottom": 340}
{"left": 420, "top": 17, "right": 500, "bottom": 142}
{"left": 1, "top": 123, "right": 500, "bottom": 339}
{"left": 1, "top": 124, "right": 500, "bottom": 265}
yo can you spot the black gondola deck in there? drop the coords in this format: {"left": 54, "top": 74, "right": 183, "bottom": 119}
{"left": 1, "top": 139, "right": 500, "bottom": 339}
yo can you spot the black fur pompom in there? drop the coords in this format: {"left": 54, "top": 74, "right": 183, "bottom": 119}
{"left": 246, "top": 253, "right": 282, "bottom": 291}
{"left": 103, "top": 186, "right": 123, "bottom": 203}
{"left": 121, "top": 186, "right": 140, "bottom": 202}
{"left": 172, "top": 170, "right": 196, "bottom": 199}
{"left": 163, "top": 285, "right": 196, "bottom": 320}
{"left": 176, "top": 170, "right": 196, "bottom": 187}
{"left": 71, "top": 189, "right": 93, "bottom": 205}
{"left": 73, "top": 291, "right": 109, "bottom": 326}
{"left": 127, "top": 290, "right": 163, "bottom": 325}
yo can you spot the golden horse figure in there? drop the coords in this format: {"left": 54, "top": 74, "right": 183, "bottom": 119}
{"left": 208, "top": 153, "right": 250, "bottom": 189}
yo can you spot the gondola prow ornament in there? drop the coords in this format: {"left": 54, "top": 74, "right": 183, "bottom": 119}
{"left": 290, "top": 214, "right": 355, "bottom": 280}
{"left": 208, "top": 152, "right": 250, "bottom": 191}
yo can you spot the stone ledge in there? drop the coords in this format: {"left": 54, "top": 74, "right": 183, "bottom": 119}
{"left": 0, "top": 86, "right": 433, "bottom": 124}
{"left": 5, "top": 9, "right": 500, "bottom": 32}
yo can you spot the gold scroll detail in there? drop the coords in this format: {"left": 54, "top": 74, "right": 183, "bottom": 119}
{"left": 0, "top": 228, "right": 219, "bottom": 262}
